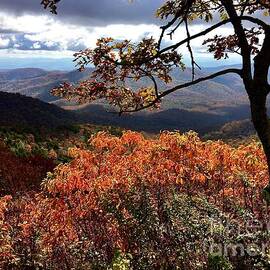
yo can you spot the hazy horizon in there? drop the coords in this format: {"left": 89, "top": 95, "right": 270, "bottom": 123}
{"left": 0, "top": 57, "right": 243, "bottom": 72}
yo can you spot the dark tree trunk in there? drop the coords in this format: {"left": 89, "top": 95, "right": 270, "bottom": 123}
{"left": 251, "top": 28, "right": 270, "bottom": 186}
{"left": 221, "top": 2, "right": 270, "bottom": 187}
{"left": 250, "top": 94, "right": 270, "bottom": 178}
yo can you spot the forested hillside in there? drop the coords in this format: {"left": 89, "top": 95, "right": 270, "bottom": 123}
{"left": 0, "top": 90, "right": 252, "bottom": 135}
{"left": 0, "top": 91, "right": 76, "bottom": 129}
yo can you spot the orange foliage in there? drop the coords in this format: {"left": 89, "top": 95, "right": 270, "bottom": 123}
{"left": 0, "top": 131, "right": 269, "bottom": 268}
{"left": 0, "top": 195, "right": 13, "bottom": 268}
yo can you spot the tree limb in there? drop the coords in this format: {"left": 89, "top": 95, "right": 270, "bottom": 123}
{"left": 120, "top": 68, "right": 242, "bottom": 113}
{"left": 221, "top": 0, "right": 253, "bottom": 90}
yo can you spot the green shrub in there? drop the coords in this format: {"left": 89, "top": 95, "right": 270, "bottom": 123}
{"left": 208, "top": 254, "right": 233, "bottom": 270}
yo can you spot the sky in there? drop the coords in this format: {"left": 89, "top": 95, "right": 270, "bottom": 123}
{"left": 0, "top": 0, "right": 241, "bottom": 70}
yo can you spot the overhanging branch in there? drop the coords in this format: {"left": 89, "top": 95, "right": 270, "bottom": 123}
{"left": 121, "top": 68, "right": 242, "bottom": 113}
{"left": 101, "top": 15, "right": 268, "bottom": 69}
{"left": 160, "top": 16, "right": 268, "bottom": 55}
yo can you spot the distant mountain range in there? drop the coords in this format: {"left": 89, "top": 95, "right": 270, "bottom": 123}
{"left": 0, "top": 66, "right": 248, "bottom": 109}
{"left": 0, "top": 66, "right": 258, "bottom": 136}
{"left": 0, "top": 68, "right": 92, "bottom": 102}
{"left": 0, "top": 58, "right": 75, "bottom": 71}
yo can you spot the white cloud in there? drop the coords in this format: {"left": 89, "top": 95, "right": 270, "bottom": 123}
{"left": 32, "top": 42, "right": 41, "bottom": 49}
{"left": 23, "top": 22, "right": 160, "bottom": 51}
{"left": 0, "top": 11, "right": 241, "bottom": 66}
{"left": 0, "top": 13, "right": 54, "bottom": 33}
{"left": 0, "top": 36, "right": 9, "bottom": 48}
{"left": 0, "top": 12, "right": 160, "bottom": 52}
{"left": 44, "top": 41, "right": 57, "bottom": 48}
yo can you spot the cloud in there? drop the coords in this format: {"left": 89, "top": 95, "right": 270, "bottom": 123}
{"left": 2, "top": 11, "right": 233, "bottom": 53}
{"left": 32, "top": 42, "right": 41, "bottom": 49}
{"left": 0, "top": 12, "right": 161, "bottom": 53}
{"left": 0, "top": 48, "right": 74, "bottom": 58}
{"left": 0, "top": 13, "right": 54, "bottom": 33}
{"left": 0, "top": 36, "right": 9, "bottom": 48}
{"left": 0, "top": 0, "right": 163, "bottom": 26}
{"left": 0, "top": 3, "right": 243, "bottom": 67}
{"left": 0, "top": 28, "right": 21, "bottom": 34}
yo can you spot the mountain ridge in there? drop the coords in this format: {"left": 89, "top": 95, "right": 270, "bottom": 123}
{"left": 0, "top": 91, "right": 76, "bottom": 129}
{"left": 0, "top": 66, "right": 258, "bottom": 137}
{"left": 0, "top": 66, "right": 248, "bottom": 111}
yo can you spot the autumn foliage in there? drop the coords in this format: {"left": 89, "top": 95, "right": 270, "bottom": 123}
{"left": 45, "top": 130, "right": 268, "bottom": 214}
{"left": 46, "top": 1, "right": 270, "bottom": 210}
{"left": 0, "top": 131, "right": 270, "bottom": 269}
{"left": 0, "top": 143, "right": 55, "bottom": 195}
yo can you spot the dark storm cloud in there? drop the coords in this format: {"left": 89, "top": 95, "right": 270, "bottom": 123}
{"left": 0, "top": 29, "right": 22, "bottom": 34}
{"left": 0, "top": 0, "right": 164, "bottom": 26}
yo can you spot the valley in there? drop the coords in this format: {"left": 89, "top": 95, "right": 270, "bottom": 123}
{"left": 0, "top": 66, "right": 254, "bottom": 137}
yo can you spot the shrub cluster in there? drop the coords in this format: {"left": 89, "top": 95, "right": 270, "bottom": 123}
{"left": 0, "top": 131, "right": 269, "bottom": 269}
